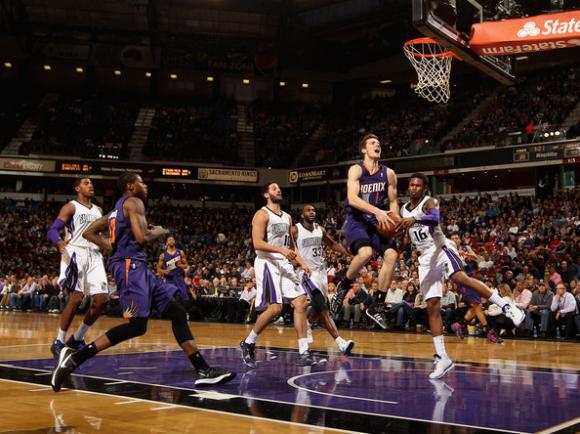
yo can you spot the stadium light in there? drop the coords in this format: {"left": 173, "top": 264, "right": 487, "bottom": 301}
{"left": 544, "top": 133, "right": 550, "bottom": 137}
{"left": 75, "top": 67, "right": 84, "bottom": 73}
{"left": 515, "top": 56, "right": 528, "bottom": 61}
{"left": 279, "top": 81, "right": 286, "bottom": 87}
{"left": 242, "top": 79, "right": 250, "bottom": 85}
{"left": 114, "top": 69, "right": 122, "bottom": 76}
{"left": 379, "top": 79, "right": 392, "bottom": 84}
{"left": 170, "top": 73, "right": 178, "bottom": 79}
{"left": 43, "top": 64, "right": 52, "bottom": 71}
{"left": 4, "top": 62, "right": 12, "bottom": 68}
{"left": 555, "top": 131, "right": 561, "bottom": 136}
{"left": 145, "top": 71, "right": 152, "bottom": 78}
{"left": 302, "top": 83, "right": 309, "bottom": 88}
{"left": 207, "top": 76, "right": 214, "bottom": 82}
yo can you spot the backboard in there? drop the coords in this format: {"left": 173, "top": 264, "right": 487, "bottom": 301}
{"left": 412, "top": 0, "right": 517, "bottom": 85}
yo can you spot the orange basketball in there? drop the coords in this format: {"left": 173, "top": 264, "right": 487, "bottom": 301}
{"left": 376, "top": 212, "right": 402, "bottom": 239}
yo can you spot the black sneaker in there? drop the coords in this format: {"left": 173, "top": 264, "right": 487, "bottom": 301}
{"left": 51, "top": 347, "right": 78, "bottom": 392}
{"left": 330, "top": 279, "right": 349, "bottom": 316}
{"left": 240, "top": 340, "right": 257, "bottom": 368}
{"left": 50, "top": 339, "right": 65, "bottom": 361}
{"left": 365, "top": 303, "right": 388, "bottom": 329}
{"left": 195, "top": 367, "right": 236, "bottom": 386}
{"left": 297, "top": 350, "right": 326, "bottom": 366}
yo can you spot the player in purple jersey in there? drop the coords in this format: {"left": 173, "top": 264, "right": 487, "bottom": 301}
{"left": 50, "top": 173, "right": 235, "bottom": 392}
{"left": 449, "top": 233, "right": 502, "bottom": 343}
{"left": 157, "top": 236, "right": 189, "bottom": 303}
{"left": 330, "top": 134, "right": 400, "bottom": 329}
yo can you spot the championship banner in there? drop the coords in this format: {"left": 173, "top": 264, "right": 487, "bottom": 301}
{"left": 0, "top": 158, "right": 55, "bottom": 172}
{"left": 198, "top": 168, "right": 258, "bottom": 183}
{"left": 470, "top": 10, "right": 580, "bottom": 56}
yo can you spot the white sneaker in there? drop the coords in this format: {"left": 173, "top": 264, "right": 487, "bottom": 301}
{"left": 503, "top": 303, "right": 525, "bottom": 327}
{"left": 429, "top": 355, "right": 454, "bottom": 379}
{"left": 339, "top": 340, "right": 355, "bottom": 356}
{"left": 306, "top": 325, "right": 313, "bottom": 344}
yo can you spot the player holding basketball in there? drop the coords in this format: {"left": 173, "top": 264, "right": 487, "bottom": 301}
{"left": 292, "top": 205, "right": 354, "bottom": 355}
{"left": 50, "top": 173, "right": 234, "bottom": 391}
{"left": 330, "top": 134, "right": 400, "bottom": 329}
{"left": 157, "top": 236, "right": 189, "bottom": 304}
{"left": 240, "top": 182, "right": 321, "bottom": 368}
{"left": 47, "top": 178, "right": 108, "bottom": 359}
{"left": 396, "top": 173, "right": 525, "bottom": 378}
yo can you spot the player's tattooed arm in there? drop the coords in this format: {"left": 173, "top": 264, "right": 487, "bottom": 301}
{"left": 83, "top": 215, "right": 112, "bottom": 255}
{"left": 125, "top": 197, "right": 166, "bottom": 245}
{"left": 321, "top": 227, "right": 351, "bottom": 257}
{"left": 157, "top": 253, "right": 169, "bottom": 276}
{"left": 178, "top": 250, "right": 188, "bottom": 269}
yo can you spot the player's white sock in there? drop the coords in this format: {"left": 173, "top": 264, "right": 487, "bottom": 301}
{"left": 298, "top": 338, "right": 309, "bottom": 354}
{"left": 433, "top": 335, "right": 449, "bottom": 359}
{"left": 335, "top": 336, "right": 347, "bottom": 349}
{"left": 245, "top": 330, "right": 259, "bottom": 345}
{"left": 57, "top": 329, "right": 66, "bottom": 343}
{"left": 73, "top": 322, "right": 90, "bottom": 341}
{"left": 489, "top": 291, "right": 507, "bottom": 309}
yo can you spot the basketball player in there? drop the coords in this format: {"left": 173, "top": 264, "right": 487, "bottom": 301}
{"left": 330, "top": 134, "right": 400, "bottom": 329}
{"left": 157, "top": 236, "right": 189, "bottom": 303}
{"left": 449, "top": 233, "right": 503, "bottom": 343}
{"left": 47, "top": 178, "right": 108, "bottom": 359}
{"left": 51, "top": 173, "right": 234, "bottom": 391}
{"left": 292, "top": 205, "right": 354, "bottom": 355}
{"left": 397, "top": 173, "right": 525, "bottom": 378}
{"left": 240, "top": 182, "right": 321, "bottom": 368}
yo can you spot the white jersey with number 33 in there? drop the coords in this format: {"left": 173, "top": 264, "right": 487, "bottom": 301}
{"left": 400, "top": 195, "right": 447, "bottom": 258}
{"left": 295, "top": 222, "right": 323, "bottom": 270}
{"left": 256, "top": 206, "right": 292, "bottom": 261}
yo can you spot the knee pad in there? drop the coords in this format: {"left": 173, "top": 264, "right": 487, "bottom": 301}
{"left": 105, "top": 317, "right": 148, "bottom": 345}
{"left": 163, "top": 300, "right": 194, "bottom": 345}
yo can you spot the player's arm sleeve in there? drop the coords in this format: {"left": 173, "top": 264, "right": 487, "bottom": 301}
{"left": 47, "top": 203, "right": 74, "bottom": 244}
{"left": 420, "top": 198, "right": 440, "bottom": 226}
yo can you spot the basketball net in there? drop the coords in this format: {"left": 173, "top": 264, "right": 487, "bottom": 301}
{"left": 404, "top": 37, "right": 456, "bottom": 104}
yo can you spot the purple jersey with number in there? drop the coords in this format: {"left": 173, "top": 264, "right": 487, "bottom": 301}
{"left": 343, "top": 162, "right": 388, "bottom": 225}
{"left": 163, "top": 250, "right": 185, "bottom": 280}
{"left": 108, "top": 195, "right": 147, "bottom": 263}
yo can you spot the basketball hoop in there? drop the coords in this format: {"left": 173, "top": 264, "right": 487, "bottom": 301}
{"left": 404, "top": 37, "right": 457, "bottom": 104}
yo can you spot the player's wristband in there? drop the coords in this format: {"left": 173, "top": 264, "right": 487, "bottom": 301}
{"left": 47, "top": 218, "right": 66, "bottom": 245}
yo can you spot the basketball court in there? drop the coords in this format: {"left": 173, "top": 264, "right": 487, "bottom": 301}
{"left": 1, "top": 313, "right": 578, "bottom": 433}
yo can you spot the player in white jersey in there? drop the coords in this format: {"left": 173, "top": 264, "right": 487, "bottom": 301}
{"left": 240, "top": 182, "right": 322, "bottom": 368}
{"left": 47, "top": 178, "right": 109, "bottom": 359}
{"left": 396, "top": 173, "right": 525, "bottom": 379}
{"left": 292, "top": 205, "right": 354, "bottom": 355}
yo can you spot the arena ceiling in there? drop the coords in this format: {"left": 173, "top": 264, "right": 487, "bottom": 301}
{"left": 0, "top": 0, "right": 578, "bottom": 82}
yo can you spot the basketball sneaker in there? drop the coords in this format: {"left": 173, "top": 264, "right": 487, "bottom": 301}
{"left": 297, "top": 350, "right": 326, "bottom": 366}
{"left": 330, "top": 279, "right": 349, "bottom": 316}
{"left": 340, "top": 340, "right": 355, "bottom": 356}
{"left": 487, "top": 329, "right": 504, "bottom": 344}
{"left": 306, "top": 323, "right": 313, "bottom": 344}
{"left": 429, "top": 354, "right": 454, "bottom": 379}
{"left": 239, "top": 340, "right": 257, "bottom": 369}
{"left": 65, "top": 335, "right": 87, "bottom": 351}
{"left": 50, "top": 339, "right": 65, "bottom": 360}
{"left": 503, "top": 303, "right": 525, "bottom": 327}
{"left": 451, "top": 322, "right": 465, "bottom": 339}
{"left": 51, "top": 347, "right": 78, "bottom": 392}
{"left": 195, "top": 367, "right": 236, "bottom": 386}
{"left": 365, "top": 303, "right": 388, "bottom": 329}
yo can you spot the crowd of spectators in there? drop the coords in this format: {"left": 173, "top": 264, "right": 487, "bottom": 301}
{"left": 143, "top": 99, "right": 238, "bottom": 165}
{"left": 1, "top": 187, "right": 578, "bottom": 340}
{"left": 20, "top": 91, "right": 138, "bottom": 159}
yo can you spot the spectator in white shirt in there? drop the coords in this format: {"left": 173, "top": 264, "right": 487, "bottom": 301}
{"left": 550, "top": 283, "right": 578, "bottom": 339}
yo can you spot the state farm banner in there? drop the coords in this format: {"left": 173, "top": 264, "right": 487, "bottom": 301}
{"left": 470, "top": 10, "right": 580, "bottom": 56}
